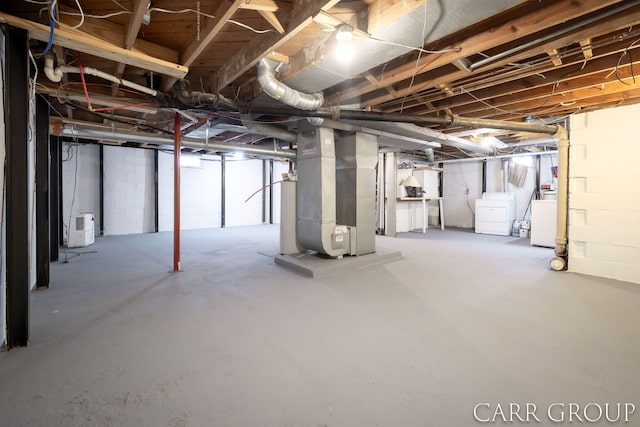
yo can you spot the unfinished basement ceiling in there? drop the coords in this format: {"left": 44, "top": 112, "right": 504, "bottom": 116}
{"left": 2, "top": 0, "right": 640, "bottom": 160}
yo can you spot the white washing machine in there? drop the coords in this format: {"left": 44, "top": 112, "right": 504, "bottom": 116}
{"left": 475, "top": 192, "right": 516, "bottom": 236}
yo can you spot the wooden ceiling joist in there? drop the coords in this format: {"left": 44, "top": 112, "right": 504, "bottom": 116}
{"left": 370, "top": 8, "right": 640, "bottom": 112}
{"left": 112, "top": 0, "right": 152, "bottom": 96}
{"left": 212, "top": 0, "right": 341, "bottom": 92}
{"left": 325, "top": 0, "right": 626, "bottom": 105}
{"left": 0, "top": 11, "right": 187, "bottom": 78}
{"left": 161, "top": 0, "right": 246, "bottom": 91}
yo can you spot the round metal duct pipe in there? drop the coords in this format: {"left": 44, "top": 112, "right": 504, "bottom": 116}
{"left": 257, "top": 58, "right": 324, "bottom": 111}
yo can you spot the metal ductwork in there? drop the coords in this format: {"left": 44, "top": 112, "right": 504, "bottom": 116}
{"left": 257, "top": 58, "right": 324, "bottom": 111}
{"left": 176, "top": 80, "right": 236, "bottom": 109}
{"left": 295, "top": 125, "right": 378, "bottom": 258}
{"left": 240, "top": 115, "right": 298, "bottom": 144}
{"left": 296, "top": 127, "right": 349, "bottom": 257}
{"left": 60, "top": 125, "right": 295, "bottom": 159}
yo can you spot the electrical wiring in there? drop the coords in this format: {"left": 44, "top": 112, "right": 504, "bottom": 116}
{"left": 49, "top": 0, "right": 85, "bottom": 29}
{"left": 147, "top": 8, "right": 274, "bottom": 33}
{"left": 399, "top": 0, "right": 446, "bottom": 112}
{"left": 60, "top": 10, "right": 131, "bottom": 19}
{"left": 616, "top": 37, "right": 640, "bottom": 86}
{"left": 42, "top": 0, "right": 55, "bottom": 54}
{"left": 66, "top": 101, "right": 174, "bottom": 134}
{"left": 37, "top": 92, "right": 65, "bottom": 118}
{"left": 76, "top": 53, "right": 93, "bottom": 111}
{"left": 148, "top": 7, "right": 216, "bottom": 20}
{"left": 355, "top": 35, "right": 461, "bottom": 55}
{"left": 227, "top": 19, "right": 275, "bottom": 34}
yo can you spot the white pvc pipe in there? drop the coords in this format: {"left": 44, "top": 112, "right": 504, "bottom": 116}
{"left": 44, "top": 55, "right": 157, "bottom": 96}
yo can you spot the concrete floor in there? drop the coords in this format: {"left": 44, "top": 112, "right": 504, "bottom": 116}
{"left": 1, "top": 225, "right": 639, "bottom": 426}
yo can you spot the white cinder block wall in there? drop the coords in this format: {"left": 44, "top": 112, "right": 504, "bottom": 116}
{"left": 225, "top": 158, "right": 264, "bottom": 227}
{"left": 158, "top": 152, "right": 222, "bottom": 231}
{"left": 569, "top": 104, "right": 640, "bottom": 284}
{"left": 62, "top": 143, "right": 101, "bottom": 243}
{"left": 104, "top": 146, "right": 155, "bottom": 235}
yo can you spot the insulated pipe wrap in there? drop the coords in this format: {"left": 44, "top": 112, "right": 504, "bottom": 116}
{"left": 257, "top": 58, "right": 324, "bottom": 111}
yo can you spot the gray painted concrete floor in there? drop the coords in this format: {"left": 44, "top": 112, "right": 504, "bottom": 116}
{"left": 1, "top": 225, "right": 639, "bottom": 427}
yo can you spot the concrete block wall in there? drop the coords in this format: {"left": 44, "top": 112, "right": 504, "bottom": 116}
{"left": 158, "top": 152, "right": 222, "bottom": 231}
{"left": 103, "top": 146, "right": 155, "bottom": 235}
{"left": 62, "top": 143, "right": 101, "bottom": 243}
{"left": 569, "top": 104, "right": 640, "bottom": 284}
{"left": 225, "top": 158, "right": 264, "bottom": 227}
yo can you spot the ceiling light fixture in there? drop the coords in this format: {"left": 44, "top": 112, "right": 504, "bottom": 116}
{"left": 335, "top": 24, "right": 354, "bottom": 43}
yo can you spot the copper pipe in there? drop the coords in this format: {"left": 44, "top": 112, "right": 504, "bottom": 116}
{"left": 173, "top": 113, "right": 181, "bottom": 272}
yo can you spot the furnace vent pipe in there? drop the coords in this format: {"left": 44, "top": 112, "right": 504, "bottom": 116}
{"left": 257, "top": 58, "right": 324, "bottom": 111}
{"left": 44, "top": 55, "right": 158, "bottom": 96}
{"left": 550, "top": 126, "right": 569, "bottom": 271}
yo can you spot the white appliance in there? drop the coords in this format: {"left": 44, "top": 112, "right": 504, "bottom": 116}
{"left": 68, "top": 213, "right": 95, "bottom": 248}
{"left": 530, "top": 200, "right": 557, "bottom": 247}
{"left": 475, "top": 192, "right": 516, "bottom": 236}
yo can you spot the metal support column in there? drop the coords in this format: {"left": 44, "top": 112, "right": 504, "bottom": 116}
{"left": 173, "top": 113, "right": 181, "bottom": 272}
{"left": 482, "top": 160, "right": 487, "bottom": 194}
{"left": 221, "top": 154, "right": 226, "bottom": 228}
{"left": 269, "top": 160, "right": 274, "bottom": 224}
{"left": 35, "top": 94, "right": 50, "bottom": 289}
{"left": 49, "top": 135, "right": 60, "bottom": 261}
{"left": 261, "top": 159, "right": 267, "bottom": 223}
{"left": 5, "top": 27, "right": 30, "bottom": 348}
{"left": 154, "top": 149, "right": 159, "bottom": 233}
{"left": 99, "top": 145, "right": 104, "bottom": 235}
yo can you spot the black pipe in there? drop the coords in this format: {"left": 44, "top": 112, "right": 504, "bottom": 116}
{"left": 248, "top": 105, "right": 560, "bottom": 135}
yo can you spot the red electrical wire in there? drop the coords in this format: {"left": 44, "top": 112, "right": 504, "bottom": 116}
{"left": 76, "top": 52, "right": 93, "bottom": 111}
{"left": 244, "top": 180, "right": 283, "bottom": 203}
